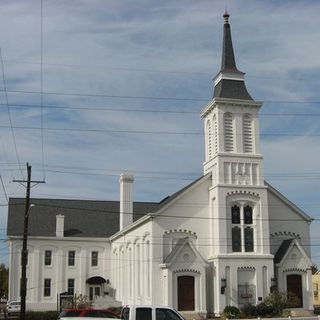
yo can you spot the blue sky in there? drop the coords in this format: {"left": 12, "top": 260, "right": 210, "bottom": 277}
{"left": 0, "top": 0, "right": 320, "bottom": 267}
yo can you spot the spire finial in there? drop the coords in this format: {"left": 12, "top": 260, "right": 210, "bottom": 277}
{"left": 223, "top": 10, "right": 230, "bottom": 24}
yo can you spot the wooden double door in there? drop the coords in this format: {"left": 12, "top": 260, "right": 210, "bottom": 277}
{"left": 178, "top": 276, "right": 195, "bottom": 311}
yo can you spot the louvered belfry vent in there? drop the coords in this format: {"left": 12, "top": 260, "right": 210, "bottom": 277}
{"left": 243, "top": 114, "right": 253, "bottom": 153}
{"left": 224, "top": 113, "right": 234, "bottom": 152}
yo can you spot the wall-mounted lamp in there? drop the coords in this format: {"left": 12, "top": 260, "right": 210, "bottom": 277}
{"left": 221, "top": 277, "right": 227, "bottom": 294}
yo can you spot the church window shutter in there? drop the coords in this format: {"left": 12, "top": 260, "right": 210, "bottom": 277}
{"left": 213, "top": 115, "right": 218, "bottom": 154}
{"left": 243, "top": 114, "right": 253, "bottom": 153}
{"left": 224, "top": 113, "right": 234, "bottom": 152}
{"left": 206, "top": 119, "right": 212, "bottom": 159}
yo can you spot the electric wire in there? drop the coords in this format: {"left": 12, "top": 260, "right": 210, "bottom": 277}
{"left": 0, "top": 124, "right": 319, "bottom": 137}
{"left": 3, "top": 59, "right": 320, "bottom": 84}
{"left": 2, "top": 88, "right": 320, "bottom": 105}
{"left": 2, "top": 102, "right": 320, "bottom": 117}
{"left": 0, "top": 49, "right": 24, "bottom": 179}
{"left": 40, "top": 0, "right": 46, "bottom": 181}
{"left": 0, "top": 175, "right": 8, "bottom": 203}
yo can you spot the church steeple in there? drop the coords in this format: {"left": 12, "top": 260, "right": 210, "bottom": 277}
{"left": 220, "top": 11, "right": 241, "bottom": 74}
{"left": 213, "top": 12, "right": 253, "bottom": 100}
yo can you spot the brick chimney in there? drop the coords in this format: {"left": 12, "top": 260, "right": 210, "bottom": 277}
{"left": 119, "top": 173, "right": 134, "bottom": 230}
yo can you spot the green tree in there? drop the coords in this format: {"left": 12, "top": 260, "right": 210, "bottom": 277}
{"left": 0, "top": 264, "right": 9, "bottom": 298}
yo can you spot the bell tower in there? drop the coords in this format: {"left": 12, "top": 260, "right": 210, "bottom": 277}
{"left": 201, "top": 12, "right": 264, "bottom": 188}
{"left": 204, "top": 14, "right": 274, "bottom": 315}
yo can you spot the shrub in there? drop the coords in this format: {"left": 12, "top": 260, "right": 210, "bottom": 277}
{"left": 241, "top": 303, "right": 257, "bottom": 318}
{"left": 74, "top": 294, "right": 91, "bottom": 309}
{"left": 223, "top": 306, "right": 240, "bottom": 319}
{"left": 26, "top": 311, "right": 58, "bottom": 320}
{"left": 256, "top": 302, "right": 275, "bottom": 317}
{"left": 264, "top": 291, "right": 288, "bottom": 316}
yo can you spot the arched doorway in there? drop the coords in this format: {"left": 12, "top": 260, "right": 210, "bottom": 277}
{"left": 86, "top": 276, "right": 107, "bottom": 301}
{"left": 287, "top": 275, "right": 303, "bottom": 307}
{"left": 178, "top": 276, "right": 195, "bottom": 311}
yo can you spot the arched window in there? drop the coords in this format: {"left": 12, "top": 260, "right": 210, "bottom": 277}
{"left": 231, "top": 205, "right": 240, "bottom": 224}
{"left": 243, "top": 114, "right": 253, "bottom": 153}
{"left": 231, "top": 204, "right": 254, "bottom": 252}
{"left": 244, "top": 205, "right": 253, "bottom": 224}
{"left": 224, "top": 113, "right": 234, "bottom": 152}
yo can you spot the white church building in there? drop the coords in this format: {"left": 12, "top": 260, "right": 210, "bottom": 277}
{"left": 7, "top": 13, "right": 314, "bottom": 316}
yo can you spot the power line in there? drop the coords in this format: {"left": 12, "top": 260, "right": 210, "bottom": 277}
{"left": 0, "top": 49, "right": 24, "bottom": 179}
{"left": 0, "top": 175, "right": 8, "bottom": 203}
{"left": 6, "top": 201, "right": 318, "bottom": 221}
{"left": 2, "top": 88, "right": 320, "bottom": 105}
{"left": 2, "top": 102, "right": 320, "bottom": 117}
{"left": 32, "top": 168, "right": 320, "bottom": 182}
{"left": 40, "top": 0, "right": 45, "bottom": 181}
{"left": 0, "top": 124, "right": 319, "bottom": 137}
{"left": 3, "top": 59, "right": 320, "bottom": 84}
{"left": 2, "top": 162, "right": 320, "bottom": 180}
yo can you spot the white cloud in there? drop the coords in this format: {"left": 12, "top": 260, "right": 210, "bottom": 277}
{"left": 0, "top": 0, "right": 319, "bottom": 266}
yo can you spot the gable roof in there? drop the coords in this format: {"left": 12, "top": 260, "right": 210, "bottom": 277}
{"left": 274, "top": 239, "right": 294, "bottom": 264}
{"left": 150, "top": 174, "right": 209, "bottom": 215}
{"left": 265, "top": 181, "right": 313, "bottom": 222}
{"left": 163, "top": 237, "right": 207, "bottom": 267}
{"left": 274, "top": 238, "right": 313, "bottom": 267}
{"left": 7, "top": 198, "right": 158, "bottom": 238}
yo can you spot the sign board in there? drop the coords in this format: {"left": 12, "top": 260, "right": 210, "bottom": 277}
{"left": 59, "top": 292, "right": 74, "bottom": 312}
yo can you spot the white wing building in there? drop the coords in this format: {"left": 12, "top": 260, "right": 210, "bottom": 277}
{"left": 7, "top": 13, "right": 314, "bottom": 316}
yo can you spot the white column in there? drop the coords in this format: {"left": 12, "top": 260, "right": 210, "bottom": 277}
{"left": 306, "top": 268, "right": 313, "bottom": 310}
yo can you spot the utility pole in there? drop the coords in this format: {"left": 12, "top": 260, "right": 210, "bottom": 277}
{"left": 13, "top": 163, "right": 45, "bottom": 320}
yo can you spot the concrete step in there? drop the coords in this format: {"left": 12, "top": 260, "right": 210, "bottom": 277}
{"left": 290, "top": 309, "right": 315, "bottom": 317}
{"left": 179, "top": 311, "right": 206, "bottom": 320}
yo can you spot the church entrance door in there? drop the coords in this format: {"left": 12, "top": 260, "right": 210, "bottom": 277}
{"left": 178, "top": 276, "right": 195, "bottom": 311}
{"left": 287, "top": 275, "right": 303, "bottom": 307}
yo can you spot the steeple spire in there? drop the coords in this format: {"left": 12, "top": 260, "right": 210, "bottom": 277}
{"left": 213, "top": 12, "right": 253, "bottom": 100}
{"left": 220, "top": 11, "right": 241, "bottom": 74}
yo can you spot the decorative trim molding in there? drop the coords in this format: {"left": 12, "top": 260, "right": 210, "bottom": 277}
{"left": 227, "top": 190, "right": 260, "bottom": 197}
{"left": 270, "top": 231, "right": 301, "bottom": 239}
{"left": 238, "top": 266, "right": 256, "bottom": 271}
{"left": 164, "top": 229, "right": 197, "bottom": 237}
{"left": 173, "top": 269, "right": 200, "bottom": 274}
{"left": 283, "top": 268, "right": 307, "bottom": 273}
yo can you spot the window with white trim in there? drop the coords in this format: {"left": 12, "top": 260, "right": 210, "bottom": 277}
{"left": 44, "top": 278, "right": 51, "bottom": 297}
{"left": 91, "top": 251, "right": 98, "bottom": 266}
{"left": 68, "top": 250, "right": 75, "bottom": 266}
{"left": 44, "top": 250, "right": 52, "bottom": 266}
{"left": 231, "top": 204, "right": 254, "bottom": 252}
{"left": 67, "top": 278, "right": 75, "bottom": 295}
